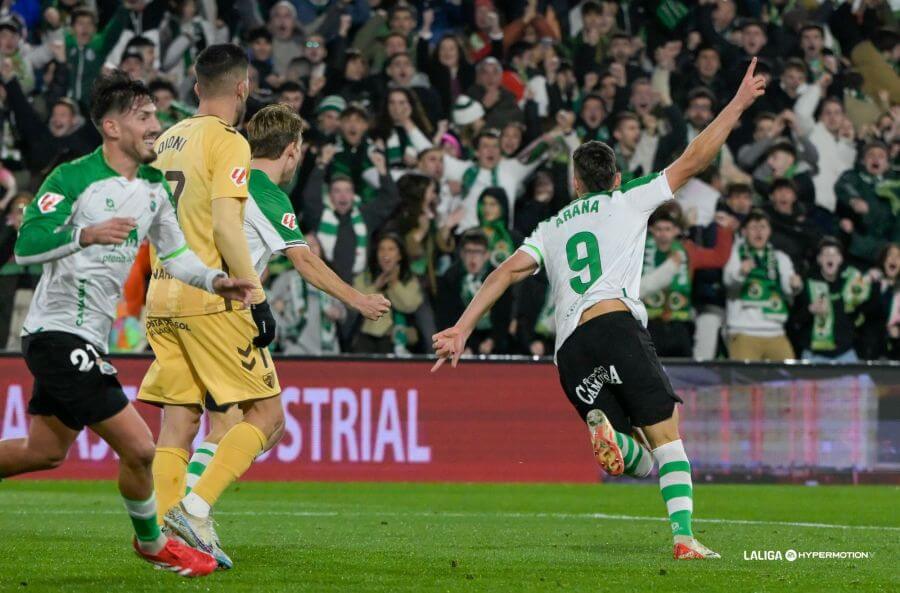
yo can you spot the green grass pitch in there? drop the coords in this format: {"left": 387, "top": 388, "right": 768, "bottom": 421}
{"left": 0, "top": 481, "right": 896, "bottom": 592}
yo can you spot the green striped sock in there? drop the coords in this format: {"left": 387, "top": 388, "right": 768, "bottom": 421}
{"left": 614, "top": 431, "right": 654, "bottom": 478}
{"left": 653, "top": 439, "right": 694, "bottom": 538}
{"left": 185, "top": 442, "right": 218, "bottom": 495}
{"left": 123, "top": 493, "right": 165, "bottom": 554}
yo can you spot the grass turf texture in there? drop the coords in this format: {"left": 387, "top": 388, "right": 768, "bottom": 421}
{"left": 0, "top": 481, "right": 896, "bottom": 592}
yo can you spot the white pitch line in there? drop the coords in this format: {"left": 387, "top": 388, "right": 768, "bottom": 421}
{"left": 0, "top": 507, "right": 897, "bottom": 532}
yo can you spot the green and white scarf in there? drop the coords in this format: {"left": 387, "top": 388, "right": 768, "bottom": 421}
{"left": 738, "top": 242, "right": 788, "bottom": 322}
{"left": 461, "top": 272, "right": 491, "bottom": 330}
{"left": 284, "top": 274, "right": 339, "bottom": 353}
{"left": 643, "top": 237, "right": 692, "bottom": 321}
{"left": 807, "top": 267, "right": 871, "bottom": 351}
{"left": 535, "top": 284, "right": 556, "bottom": 338}
{"left": 318, "top": 204, "right": 368, "bottom": 275}
{"left": 386, "top": 128, "right": 414, "bottom": 167}
{"left": 461, "top": 164, "right": 499, "bottom": 200}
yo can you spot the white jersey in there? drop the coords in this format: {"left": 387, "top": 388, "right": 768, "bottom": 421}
{"left": 244, "top": 169, "right": 308, "bottom": 276}
{"left": 16, "top": 148, "right": 223, "bottom": 352}
{"left": 517, "top": 171, "right": 674, "bottom": 360}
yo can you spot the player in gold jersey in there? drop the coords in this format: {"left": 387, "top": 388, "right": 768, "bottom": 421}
{"left": 136, "top": 44, "right": 279, "bottom": 569}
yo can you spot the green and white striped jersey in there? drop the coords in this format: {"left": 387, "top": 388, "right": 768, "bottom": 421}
{"left": 15, "top": 147, "right": 224, "bottom": 352}
{"left": 244, "top": 169, "right": 307, "bottom": 275}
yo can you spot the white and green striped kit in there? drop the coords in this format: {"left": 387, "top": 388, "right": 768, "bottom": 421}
{"left": 317, "top": 206, "right": 367, "bottom": 275}
{"left": 244, "top": 169, "right": 308, "bottom": 275}
{"left": 16, "top": 147, "right": 223, "bottom": 352}
{"left": 517, "top": 172, "right": 675, "bottom": 360}
{"left": 654, "top": 439, "right": 694, "bottom": 537}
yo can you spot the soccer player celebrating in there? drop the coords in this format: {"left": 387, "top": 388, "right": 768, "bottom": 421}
{"left": 181, "top": 104, "right": 392, "bottom": 491}
{"left": 432, "top": 58, "right": 768, "bottom": 560}
{"left": 134, "top": 44, "right": 284, "bottom": 569}
{"left": 0, "top": 71, "right": 257, "bottom": 576}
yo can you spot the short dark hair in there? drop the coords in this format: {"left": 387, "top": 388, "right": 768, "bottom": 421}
{"left": 247, "top": 103, "right": 304, "bottom": 159}
{"left": 741, "top": 19, "right": 766, "bottom": 34}
{"left": 278, "top": 80, "right": 305, "bottom": 95}
{"left": 194, "top": 44, "right": 249, "bottom": 94}
{"left": 770, "top": 178, "right": 797, "bottom": 195}
{"left": 800, "top": 22, "right": 825, "bottom": 37}
{"left": 126, "top": 35, "right": 155, "bottom": 50}
{"left": 581, "top": 1, "right": 602, "bottom": 16}
{"left": 744, "top": 208, "right": 771, "bottom": 226}
{"left": 783, "top": 57, "right": 807, "bottom": 74}
{"left": 473, "top": 128, "right": 501, "bottom": 149}
{"left": 459, "top": 229, "right": 489, "bottom": 251}
{"left": 340, "top": 104, "right": 369, "bottom": 120}
{"left": 649, "top": 201, "right": 683, "bottom": 228}
{"left": 70, "top": 8, "right": 97, "bottom": 25}
{"left": 572, "top": 141, "right": 617, "bottom": 193}
{"left": 687, "top": 87, "right": 716, "bottom": 107}
{"left": 817, "top": 236, "right": 843, "bottom": 255}
{"left": 726, "top": 182, "right": 752, "bottom": 197}
{"left": 52, "top": 97, "right": 79, "bottom": 117}
{"left": 89, "top": 70, "right": 154, "bottom": 130}
{"left": 148, "top": 79, "right": 177, "bottom": 96}
{"left": 247, "top": 26, "right": 273, "bottom": 44}
{"left": 754, "top": 111, "right": 777, "bottom": 125}
{"left": 612, "top": 111, "right": 639, "bottom": 131}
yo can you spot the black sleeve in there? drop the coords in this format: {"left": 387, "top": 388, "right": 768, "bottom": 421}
{"left": 2, "top": 77, "right": 54, "bottom": 167}
{"left": 416, "top": 35, "right": 432, "bottom": 75}
{"left": 0, "top": 218, "right": 16, "bottom": 267}
{"left": 489, "top": 288, "right": 514, "bottom": 352}
{"left": 653, "top": 104, "right": 688, "bottom": 170}
{"left": 522, "top": 99, "right": 541, "bottom": 144}
{"left": 435, "top": 265, "right": 464, "bottom": 329}
{"left": 360, "top": 172, "right": 401, "bottom": 232}
{"left": 301, "top": 165, "right": 327, "bottom": 231}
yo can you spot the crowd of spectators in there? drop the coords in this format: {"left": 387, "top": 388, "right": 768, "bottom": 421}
{"left": 0, "top": 0, "right": 899, "bottom": 362}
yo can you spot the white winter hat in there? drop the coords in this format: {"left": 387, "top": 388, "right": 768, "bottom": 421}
{"left": 453, "top": 95, "right": 485, "bottom": 126}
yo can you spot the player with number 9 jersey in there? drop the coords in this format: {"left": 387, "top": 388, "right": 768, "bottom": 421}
{"left": 433, "top": 57, "right": 770, "bottom": 560}
{"left": 519, "top": 172, "right": 673, "bottom": 359}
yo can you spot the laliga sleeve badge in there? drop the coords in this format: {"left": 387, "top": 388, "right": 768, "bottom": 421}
{"left": 97, "top": 358, "right": 118, "bottom": 376}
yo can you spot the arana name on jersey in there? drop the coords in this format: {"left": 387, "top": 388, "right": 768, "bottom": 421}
{"left": 554, "top": 198, "right": 602, "bottom": 227}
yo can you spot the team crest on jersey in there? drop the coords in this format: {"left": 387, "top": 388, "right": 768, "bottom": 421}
{"left": 37, "top": 192, "right": 65, "bottom": 214}
{"left": 281, "top": 213, "right": 297, "bottom": 230}
{"left": 230, "top": 167, "right": 248, "bottom": 186}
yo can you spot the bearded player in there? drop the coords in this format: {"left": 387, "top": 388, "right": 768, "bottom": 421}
{"left": 0, "top": 72, "right": 260, "bottom": 576}
{"left": 433, "top": 59, "right": 768, "bottom": 559}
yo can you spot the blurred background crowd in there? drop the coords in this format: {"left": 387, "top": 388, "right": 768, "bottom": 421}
{"left": 0, "top": 0, "right": 899, "bottom": 362}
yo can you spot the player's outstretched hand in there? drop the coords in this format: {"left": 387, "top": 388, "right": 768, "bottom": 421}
{"left": 431, "top": 325, "right": 469, "bottom": 372}
{"left": 80, "top": 217, "right": 137, "bottom": 246}
{"left": 356, "top": 292, "right": 391, "bottom": 321}
{"left": 212, "top": 276, "right": 255, "bottom": 307}
{"left": 733, "top": 57, "right": 767, "bottom": 111}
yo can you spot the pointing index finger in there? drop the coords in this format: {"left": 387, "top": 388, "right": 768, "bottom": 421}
{"left": 745, "top": 56, "right": 757, "bottom": 80}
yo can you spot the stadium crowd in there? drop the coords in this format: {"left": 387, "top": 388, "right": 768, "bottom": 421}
{"left": 0, "top": 0, "right": 898, "bottom": 361}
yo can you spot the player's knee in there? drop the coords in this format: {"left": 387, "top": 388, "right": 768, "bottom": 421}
{"left": 30, "top": 446, "right": 67, "bottom": 470}
{"left": 244, "top": 395, "right": 284, "bottom": 438}
{"left": 264, "top": 418, "right": 285, "bottom": 452}
{"left": 121, "top": 440, "right": 157, "bottom": 470}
